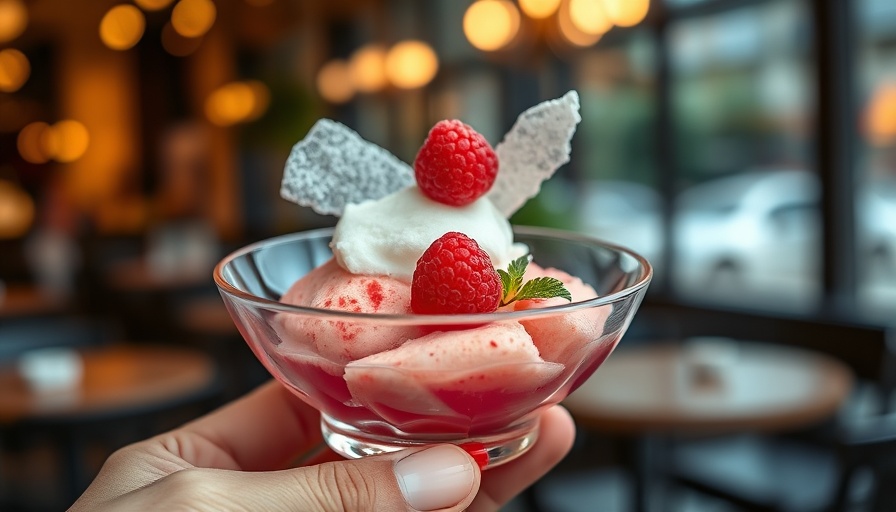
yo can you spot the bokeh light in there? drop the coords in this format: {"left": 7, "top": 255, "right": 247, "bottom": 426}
{"left": 99, "top": 5, "right": 146, "bottom": 51}
{"left": 16, "top": 120, "right": 90, "bottom": 163}
{"left": 557, "top": 0, "right": 602, "bottom": 47}
{"left": 0, "top": 0, "right": 27, "bottom": 44}
{"left": 519, "top": 0, "right": 562, "bottom": 19}
{"left": 171, "top": 0, "right": 216, "bottom": 39}
{"left": 45, "top": 120, "right": 90, "bottom": 163}
{"left": 316, "top": 59, "right": 354, "bottom": 104}
{"left": 161, "top": 21, "right": 203, "bottom": 56}
{"left": 205, "top": 80, "right": 271, "bottom": 126}
{"left": 0, "top": 179, "right": 35, "bottom": 239}
{"left": 865, "top": 82, "right": 896, "bottom": 146}
{"left": 134, "top": 0, "right": 175, "bottom": 11}
{"left": 17, "top": 121, "right": 51, "bottom": 164}
{"left": 463, "top": 0, "right": 520, "bottom": 52}
{"left": 349, "top": 44, "right": 388, "bottom": 93}
{"left": 385, "top": 40, "right": 439, "bottom": 89}
{"left": 602, "top": 0, "right": 650, "bottom": 27}
{"left": 569, "top": 0, "right": 612, "bottom": 36}
{"left": 0, "top": 48, "right": 29, "bottom": 92}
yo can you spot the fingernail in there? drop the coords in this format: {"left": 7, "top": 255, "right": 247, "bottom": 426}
{"left": 394, "top": 445, "right": 476, "bottom": 511}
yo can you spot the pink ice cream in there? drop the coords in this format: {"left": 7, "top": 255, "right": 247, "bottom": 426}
{"left": 512, "top": 263, "right": 610, "bottom": 363}
{"left": 272, "top": 211, "right": 612, "bottom": 436}
{"left": 278, "top": 258, "right": 420, "bottom": 363}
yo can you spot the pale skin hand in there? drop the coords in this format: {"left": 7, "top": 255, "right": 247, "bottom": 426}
{"left": 70, "top": 381, "right": 576, "bottom": 512}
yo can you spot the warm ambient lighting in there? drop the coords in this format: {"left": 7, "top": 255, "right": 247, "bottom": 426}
{"left": 557, "top": 0, "right": 602, "bottom": 47}
{"left": 161, "top": 21, "right": 203, "bottom": 56}
{"left": 463, "top": 0, "right": 520, "bottom": 52}
{"left": 349, "top": 44, "right": 388, "bottom": 93}
{"left": 205, "top": 80, "right": 271, "bottom": 126}
{"left": 519, "top": 0, "right": 562, "bottom": 19}
{"left": 603, "top": 0, "right": 650, "bottom": 27}
{"left": 865, "top": 82, "right": 896, "bottom": 146}
{"left": 134, "top": 0, "right": 175, "bottom": 11}
{"left": 17, "top": 120, "right": 90, "bottom": 164}
{"left": 44, "top": 120, "right": 90, "bottom": 163}
{"left": 319, "top": 40, "right": 439, "bottom": 102}
{"left": 171, "top": 0, "right": 216, "bottom": 39}
{"left": 316, "top": 59, "right": 354, "bottom": 104}
{"left": 465, "top": 0, "right": 649, "bottom": 51}
{"left": 100, "top": 5, "right": 145, "bottom": 51}
{"left": 0, "top": 179, "right": 35, "bottom": 239}
{"left": 0, "top": 48, "right": 29, "bottom": 92}
{"left": 0, "top": 0, "right": 27, "bottom": 44}
{"left": 569, "top": 0, "right": 613, "bottom": 36}
{"left": 385, "top": 40, "right": 438, "bottom": 89}
{"left": 17, "top": 121, "right": 51, "bottom": 164}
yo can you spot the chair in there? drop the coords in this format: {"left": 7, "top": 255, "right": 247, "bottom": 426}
{"left": 639, "top": 298, "right": 896, "bottom": 512}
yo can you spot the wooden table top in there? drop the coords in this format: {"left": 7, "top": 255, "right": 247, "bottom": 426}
{"left": 0, "top": 285, "right": 67, "bottom": 319}
{"left": 0, "top": 344, "right": 217, "bottom": 424}
{"left": 178, "top": 296, "right": 239, "bottom": 337}
{"left": 563, "top": 340, "right": 854, "bottom": 435}
{"left": 104, "top": 258, "right": 210, "bottom": 292}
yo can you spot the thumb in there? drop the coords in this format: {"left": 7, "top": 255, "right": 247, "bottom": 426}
{"left": 284, "top": 444, "right": 481, "bottom": 511}
{"left": 115, "top": 444, "right": 481, "bottom": 512}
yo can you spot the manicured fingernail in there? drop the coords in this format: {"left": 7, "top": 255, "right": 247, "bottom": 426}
{"left": 394, "top": 445, "right": 476, "bottom": 511}
{"left": 459, "top": 442, "right": 489, "bottom": 470}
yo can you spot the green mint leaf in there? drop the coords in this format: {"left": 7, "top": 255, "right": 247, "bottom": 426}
{"left": 497, "top": 269, "right": 515, "bottom": 299}
{"left": 498, "top": 256, "right": 572, "bottom": 306}
{"left": 516, "top": 277, "right": 573, "bottom": 302}
{"left": 507, "top": 256, "right": 528, "bottom": 286}
{"left": 499, "top": 255, "right": 528, "bottom": 304}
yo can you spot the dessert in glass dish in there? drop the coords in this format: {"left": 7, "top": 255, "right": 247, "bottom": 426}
{"left": 214, "top": 92, "right": 652, "bottom": 468}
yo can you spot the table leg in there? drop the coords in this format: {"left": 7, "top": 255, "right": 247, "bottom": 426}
{"left": 625, "top": 435, "right": 672, "bottom": 512}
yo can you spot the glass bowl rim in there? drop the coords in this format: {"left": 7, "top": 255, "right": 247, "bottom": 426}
{"left": 213, "top": 225, "right": 653, "bottom": 326}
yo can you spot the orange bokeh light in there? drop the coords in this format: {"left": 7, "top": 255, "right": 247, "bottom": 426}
{"left": 316, "top": 59, "right": 354, "bottom": 104}
{"left": 99, "top": 5, "right": 145, "bottom": 50}
{"left": 171, "top": 0, "right": 217, "bottom": 38}
{"left": 0, "top": 47, "right": 29, "bottom": 92}
{"left": 385, "top": 40, "right": 439, "bottom": 89}
{"left": 0, "top": 0, "right": 28, "bottom": 44}
{"left": 463, "top": 0, "right": 520, "bottom": 52}
{"left": 0, "top": 179, "right": 35, "bottom": 239}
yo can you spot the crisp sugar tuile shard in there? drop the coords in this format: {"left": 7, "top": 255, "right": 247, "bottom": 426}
{"left": 488, "top": 91, "right": 582, "bottom": 217}
{"left": 280, "top": 119, "right": 415, "bottom": 216}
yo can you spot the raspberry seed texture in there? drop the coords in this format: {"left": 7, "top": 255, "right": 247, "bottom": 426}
{"left": 411, "top": 232, "right": 502, "bottom": 315}
{"left": 414, "top": 120, "right": 498, "bottom": 207}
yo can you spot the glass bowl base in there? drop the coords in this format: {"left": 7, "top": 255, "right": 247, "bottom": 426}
{"left": 321, "top": 414, "right": 539, "bottom": 469}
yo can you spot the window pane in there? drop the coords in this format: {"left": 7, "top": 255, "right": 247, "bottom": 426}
{"left": 568, "top": 32, "right": 663, "bottom": 280}
{"left": 856, "top": 0, "right": 896, "bottom": 319}
{"left": 668, "top": 0, "right": 818, "bottom": 309}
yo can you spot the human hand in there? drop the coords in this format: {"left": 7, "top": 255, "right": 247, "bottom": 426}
{"left": 70, "top": 380, "right": 575, "bottom": 511}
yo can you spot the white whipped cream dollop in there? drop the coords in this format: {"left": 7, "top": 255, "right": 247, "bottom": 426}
{"left": 331, "top": 186, "right": 527, "bottom": 282}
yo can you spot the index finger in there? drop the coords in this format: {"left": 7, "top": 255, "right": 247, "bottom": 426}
{"left": 180, "top": 380, "right": 326, "bottom": 471}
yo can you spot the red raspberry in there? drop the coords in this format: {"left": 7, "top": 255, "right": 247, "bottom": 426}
{"left": 411, "top": 232, "right": 502, "bottom": 315}
{"left": 414, "top": 119, "right": 498, "bottom": 207}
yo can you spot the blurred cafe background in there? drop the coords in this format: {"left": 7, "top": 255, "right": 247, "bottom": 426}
{"left": 1, "top": 0, "right": 896, "bottom": 510}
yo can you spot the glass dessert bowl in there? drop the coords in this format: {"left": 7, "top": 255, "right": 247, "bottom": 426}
{"left": 214, "top": 225, "right": 652, "bottom": 468}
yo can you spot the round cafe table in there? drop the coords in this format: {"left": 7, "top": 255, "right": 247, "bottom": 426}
{"left": 562, "top": 340, "right": 854, "bottom": 512}
{"left": 0, "top": 344, "right": 219, "bottom": 504}
{"left": 564, "top": 340, "right": 854, "bottom": 435}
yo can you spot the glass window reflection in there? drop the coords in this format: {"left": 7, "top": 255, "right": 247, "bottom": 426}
{"left": 856, "top": 0, "right": 896, "bottom": 319}
{"left": 668, "top": 0, "right": 818, "bottom": 308}
{"left": 569, "top": 32, "right": 663, "bottom": 278}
